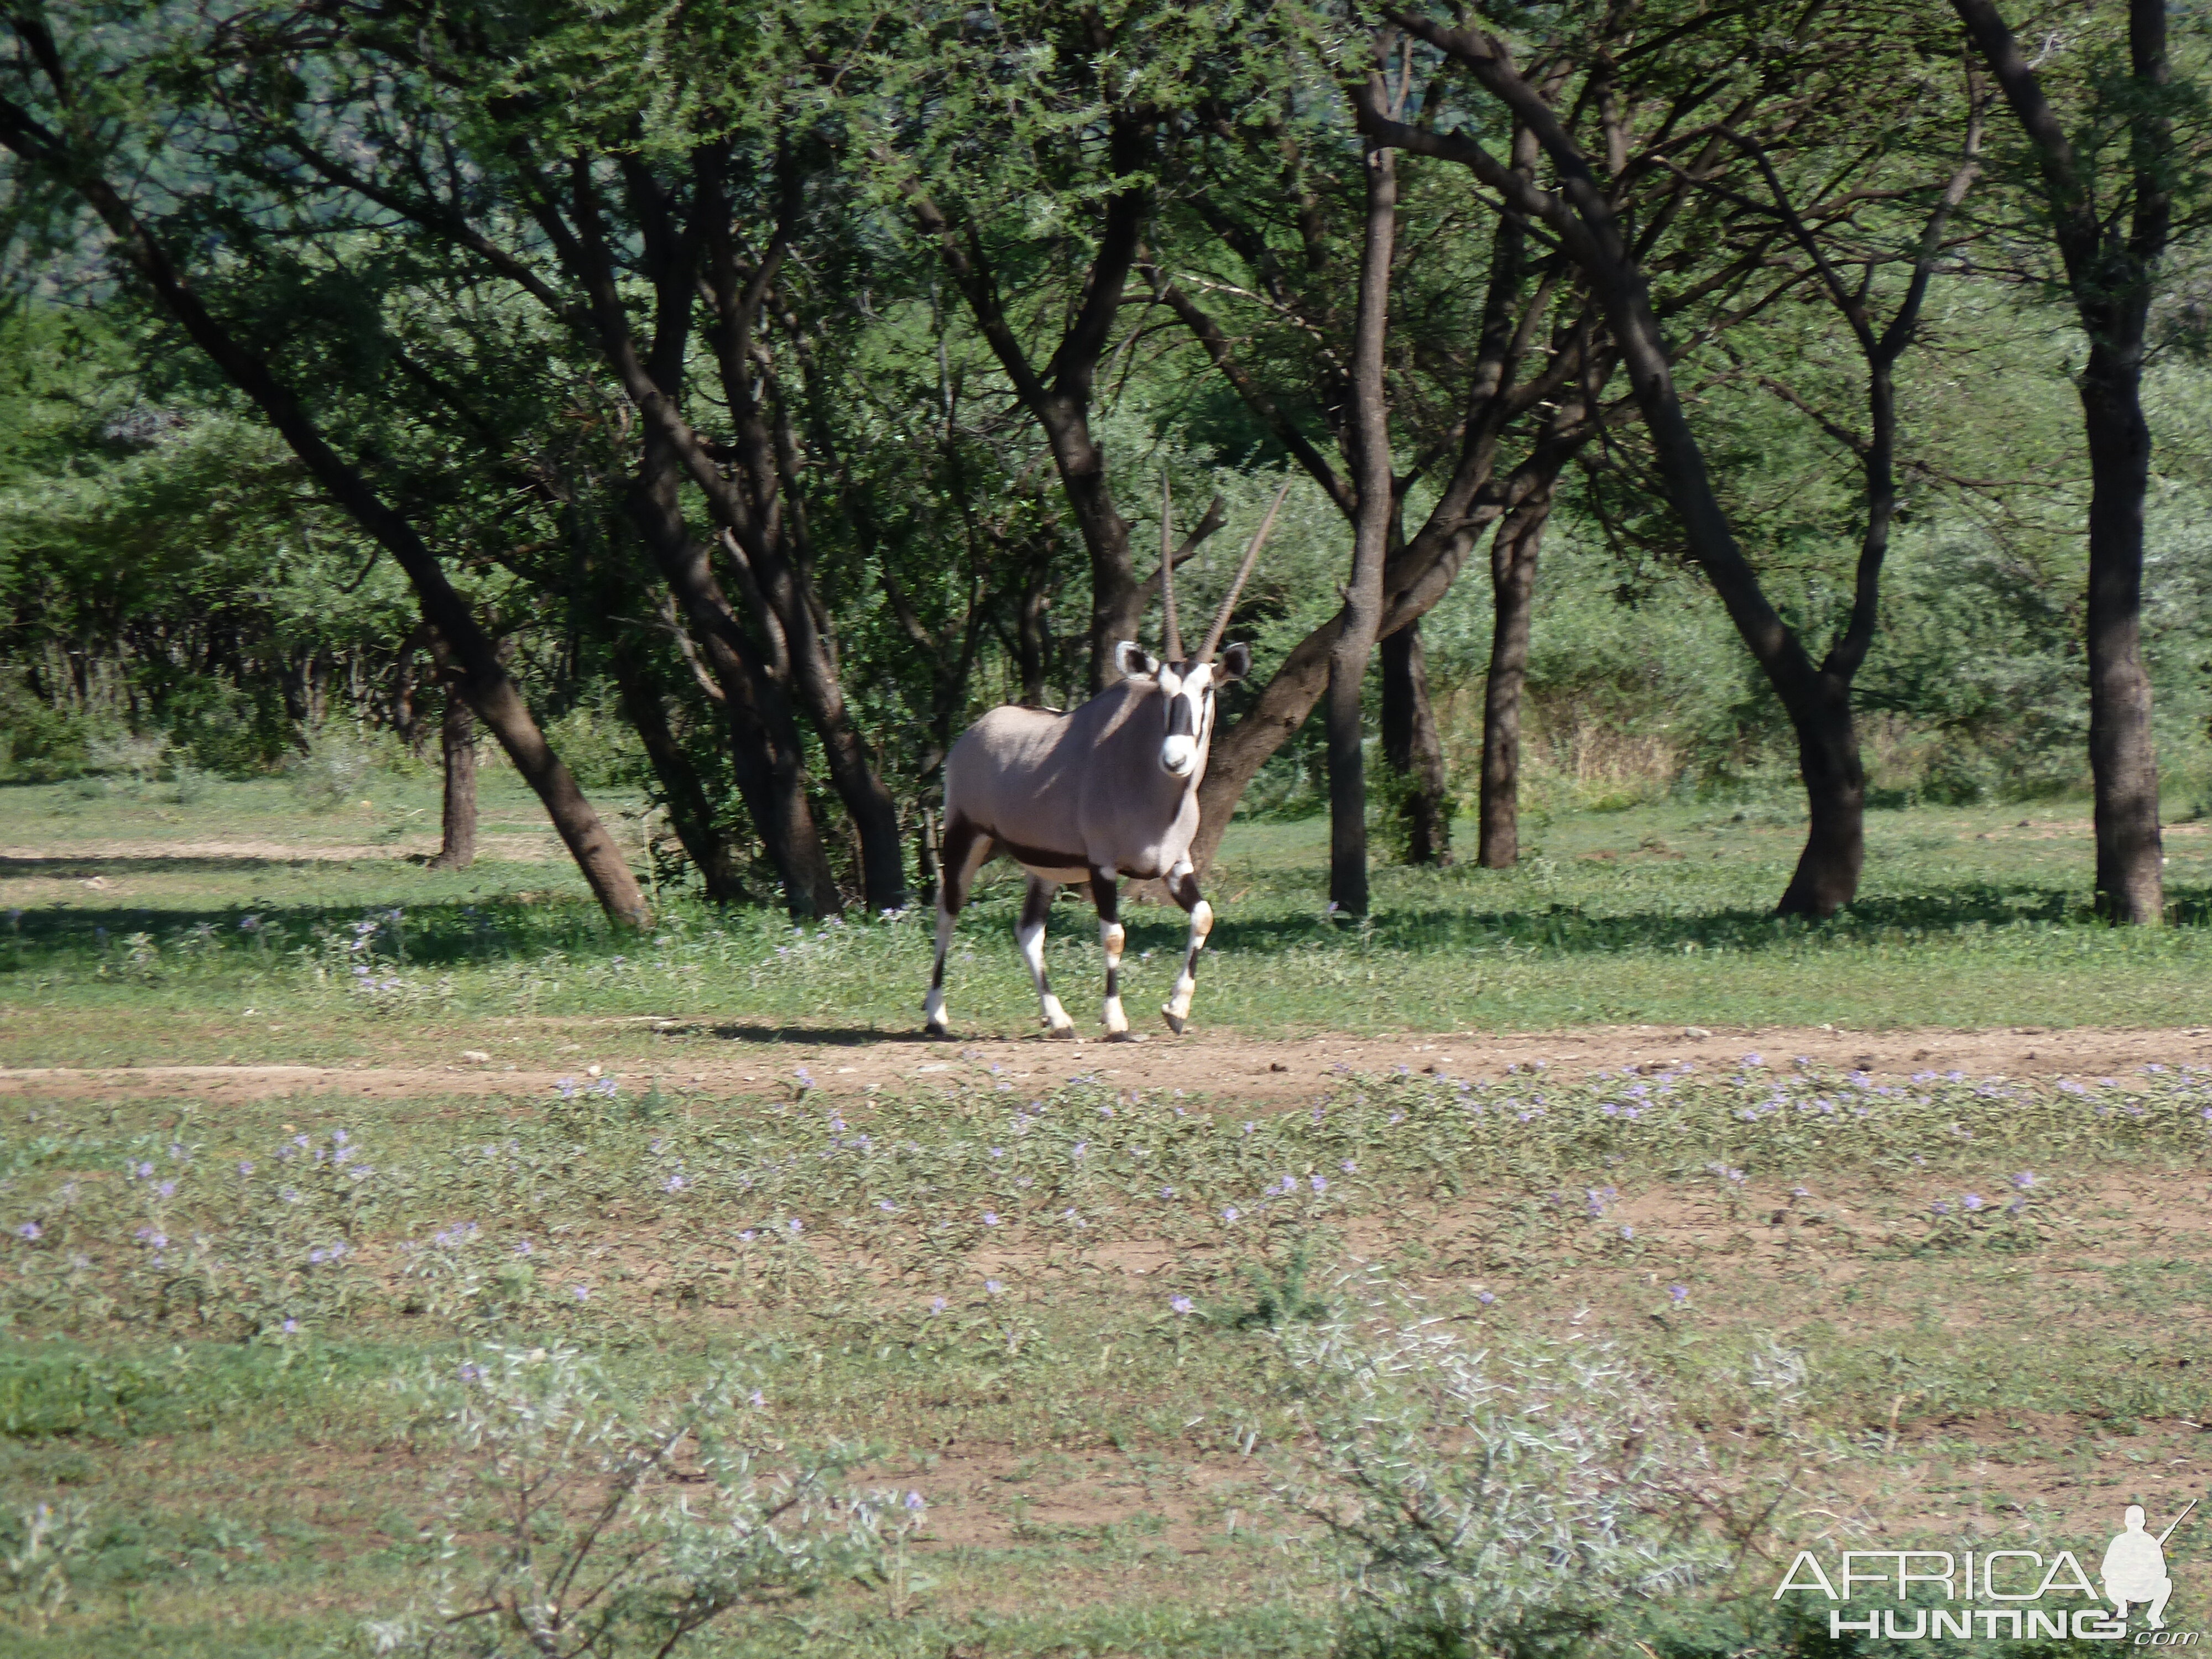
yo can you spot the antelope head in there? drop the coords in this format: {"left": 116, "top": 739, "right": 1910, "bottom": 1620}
{"left": 1114, "top": 641, "right": 1251, "bottom": 779}
{"left": 1114, "top": 477, "right": 1290, "bottom": 781}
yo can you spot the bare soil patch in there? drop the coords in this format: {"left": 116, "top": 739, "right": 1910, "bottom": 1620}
{"left": 6, "top": 1020, "right": 2210, "bottom": 1105}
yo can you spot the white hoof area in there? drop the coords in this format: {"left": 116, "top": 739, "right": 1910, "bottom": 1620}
{"left": 1045, "top": 1022, "right": 1077, "bottom": 1040}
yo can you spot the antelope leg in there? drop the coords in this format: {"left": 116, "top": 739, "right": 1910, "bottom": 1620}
{"left": 924, "top": 818, "right": 990, "bottom": 1037}
{"left": 1016, "top": 874, "right": 1075, "bottom": 1036}
{"left": 1161, "top": 860, "right": 1213, "bottom": 1035}
{"left": 1091, "top": 867, "right": 1129, "bottom": 1037}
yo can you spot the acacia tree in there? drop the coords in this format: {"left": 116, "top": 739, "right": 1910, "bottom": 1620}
{"left": 243, "top": 3, "right": 916, "bottom": 916}
{"left": 1363, "top": 1, "right": 1991, "bottom": 914}
{"left": 1148, "top": 13, "right": 1819, "bottom": 881}
{"left": 0, "top": 10, "right": 650, "bottom": 926}
{"left": 1950, "top": 0, "right": 2189, "bottom": 924}
{"left": 893, "top": 0, "right": 1201, "bottom": 695}
{"left": 1323, "top": 29, "right": 1411, "bottom": 914}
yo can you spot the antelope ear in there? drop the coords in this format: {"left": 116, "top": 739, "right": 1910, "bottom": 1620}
{"left": 1113, "top": 641, "right": 1159, "bottom": 680}
{"left": 1217, "top": 641, "right": 1252, "bottom": 682}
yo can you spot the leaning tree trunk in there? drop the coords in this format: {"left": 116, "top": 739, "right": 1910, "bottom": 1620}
{"left": 2082, "top": 352, "right": 2165, "bottom": 924}
{"left": 0, "top": 77, "right": 651, "bottom": 929}
{"left": 1478, "top": 487, "right": 1552, "bottom": 868}
{"left": 426, "top": 679, "right": 477, "bottom": 871}
{"left": 609, "top": 637, "right": 750, "bottom": 905}
{"left": 1380, "top": 621, "right": 1452, "bottom": 864}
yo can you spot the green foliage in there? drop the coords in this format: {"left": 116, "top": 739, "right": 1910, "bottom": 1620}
{"left": 1207, "top": 1238, "right": 1336, "bottom": 1331}
{"left": 357, "top": 1344, "right": 900, "bottom": 1658}
{"left": 0, "top": 670, "right": 103, "bottom": 780}
{"left": 0, "top": 0, "right": 2208, "bottom": 910}
{"left": 542, "top": 685, "right": 648, "bottom": 793}
{"left": 1270, "top": 1311, "right": 1724, "bottom": 1659}
{"left": 285, "top": 732, "right": 381, "bottom": 812}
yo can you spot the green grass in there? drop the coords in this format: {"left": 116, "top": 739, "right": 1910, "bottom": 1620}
{"left": 3, "top": 781, "right": 2211, "bottom": 1655}
{"left": 5, "top": 779, "right": 2212, "bottom": 1071}
{"left": 2, "top": 1057, "right": 2209, "bottom": 1653}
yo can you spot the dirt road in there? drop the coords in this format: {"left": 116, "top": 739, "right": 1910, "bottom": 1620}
{"left": 6, "top": 1020, "right": 2207, "bottom": 1105}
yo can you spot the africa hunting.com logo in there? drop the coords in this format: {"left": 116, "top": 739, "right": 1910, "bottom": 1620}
{"left": 1772, "top": 1500, "right": 2200, "bottom": 1643}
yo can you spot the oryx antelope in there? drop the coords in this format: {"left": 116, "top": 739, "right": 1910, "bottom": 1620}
{"left": 924, "top": 481, "right": 1290, "bottom": 1040}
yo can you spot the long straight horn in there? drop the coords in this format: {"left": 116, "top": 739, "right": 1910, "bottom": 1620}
{"left": 1159, "top": 473, "right": 1183, "bottom": 660}
{"left": 1196, "top": 479, "right": 1292, "bottom": 663}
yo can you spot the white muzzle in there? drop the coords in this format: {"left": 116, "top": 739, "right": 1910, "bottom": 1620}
{"left": 1161, "top": 735, "right": 1198, "bottom": 777}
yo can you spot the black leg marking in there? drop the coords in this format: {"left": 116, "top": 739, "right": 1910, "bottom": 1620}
{"left": 1019, "top": 875, "right": 1055, "bottom": 933}
{"left": 925, "top": 817, "right": 992, "bottom": 1036}
{"left": 1018, "top": 874, "right": 1072, "bottom": 1035}
{"left": 1092, "top": 865, "right": 1130, "bottom": 1039}
{"left": 1089, "top": 868, "right": 1121, "bottom": 925}
{"left": 1161, "top": 866, "right": 1212, "bottom": 1035}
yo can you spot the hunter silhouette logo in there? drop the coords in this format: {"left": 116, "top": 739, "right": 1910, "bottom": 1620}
{"left": 2104, "top": 1501, "right": 2190, "bottom": 1630}
{"left": 1771, "top": 1497, "right": 2201, "bottom": 1642}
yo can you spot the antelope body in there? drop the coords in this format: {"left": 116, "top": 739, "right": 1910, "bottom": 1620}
{"left": 923, "top": 482, "right": 1288, "bottom": 1040}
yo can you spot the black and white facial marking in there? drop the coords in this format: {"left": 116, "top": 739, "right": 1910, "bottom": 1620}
{"left": 1115, "top": 641, "right": 1251, "bottom": 779}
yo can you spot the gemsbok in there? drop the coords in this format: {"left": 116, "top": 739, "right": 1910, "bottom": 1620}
{"left": 924, "top": 481, "right": 1291, "bottom": 1040}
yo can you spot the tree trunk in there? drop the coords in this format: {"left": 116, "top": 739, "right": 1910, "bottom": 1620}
{"left": 2083, "top": 362, "right": 2165, "bottom": 923}
{"left": 1949, "top": 0, "right": 2167, "bottom": 923}
{"left": 1775, "top": 674, "right": 1866, "bottom": 916}
{"left": 426, "top": 679, "right": 477, "bottom": 871}
{"left": 1380, "top": 621, "right": 1451, "bottom": 864}
{"left": 910, "top": 123, "right": 1149, "bottom": 696}
{"left": 1478, "top": 488, "right": 1551, "bottom": 868}
{"left": 609, "top": 637, "right": 749, "bottom": 905}
{"left": 456, "top": 670, "right": 648, "bottom": 925}
{"left": 1015, "top": 561, "right": 1053, "bottom": 707}
{"left": 624, "top": 432, "right": 842, "bottom": 919}
{"left": 1052, "top": 412, "right": 1142, "bottom": 694}
{"left": 1328, "top": 54, "right": 1403, "bottom": 917}
{"left": 1324, "top": 653, "right": 1374, "bottom": 914}
{"left": 392, "top": 622, "right": 433, "bottom": 749}
{"left": 916, "top": 805, "right": 941, "bottom": 910}
{"left": 1191, "top": 614, "right": 1342, "bottom": 874}
{"left": 29, "top": 158, "right": 649, "bottom": 927}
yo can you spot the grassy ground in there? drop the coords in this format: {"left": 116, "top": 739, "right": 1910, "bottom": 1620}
{"left": 3, "top": 776, "right": 2212, "bottom": 1072}
{"left": 3, "top": 779, "right": 2210, "bottom": 1655}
